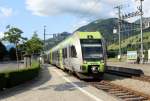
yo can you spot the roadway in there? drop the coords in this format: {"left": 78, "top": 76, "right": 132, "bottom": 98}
{"left": 0, "top": 64, "right": 118, "bottom": 101}
{"left": 0, "top": 61, "right": 24, "bottom": 72}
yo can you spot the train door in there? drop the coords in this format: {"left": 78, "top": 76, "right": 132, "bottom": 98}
{"left": 54, "top": 51, "right": 59, "bottom": 66}
{"left": 62, "top": 48, "right": 67, "bottom": 68}
{"left": 65, "top": 46, "right": 71, "bottom": 70}
{"left": 55, "top": 51, "right": 59, "bottom": 66}
{"left": 50, "top": 50, "right": 52, "bottom": 64}
{"left": 59, "top": 48, "right": 64, "bottom": 69}
{"left": 47, "top": 54, "right": 50, "bottom": 64}
{"left": 69, "top": 45, "right": 79, "bottom": 72}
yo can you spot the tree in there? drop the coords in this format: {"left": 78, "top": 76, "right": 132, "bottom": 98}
{"left": 3, "top": 26, "right": 27, "bottom": 68}
{"left": 18, "top": 43, "right": 27, "bottom": 60}
{"left": 0, "top": 42, "right": 7, "bottom": 61}
{"left": 9, "top": 47, "right": 16, "bottom": 60}
{"left": 26, "top": 33, "right": 43, "bottom": 55}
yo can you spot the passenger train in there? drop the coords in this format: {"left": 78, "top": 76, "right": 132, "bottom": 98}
{"left": 45, "top": 31, "right": 107, "bottom": 79}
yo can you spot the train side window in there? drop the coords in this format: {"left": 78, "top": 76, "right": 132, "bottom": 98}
{"left": 54, "top": 51, "right": 56, "bottom": 60}
{"left": 65, "top": 48, "right": 67, "bottom": 58}
{"left": 70, "top": 46, "right": 77, "bottom": 58}
{"left": 62, "top": 49, "right": 65, "bottom": 58}
{"left": 63, "top": 48, "right": 67, "bottom": 58}
{"left": 52, "top": 52, "right": 55, "bottom": 61}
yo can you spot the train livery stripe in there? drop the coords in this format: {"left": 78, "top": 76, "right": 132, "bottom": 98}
{"left": 78, "top": 32, "right": 102, "bottom": 39}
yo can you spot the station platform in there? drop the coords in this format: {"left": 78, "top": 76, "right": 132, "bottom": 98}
{"left": 107, "top": 62, "right": 150, "bottom": 76}
{"left": 0, "top": 64, "right": 118, "bottom": 101}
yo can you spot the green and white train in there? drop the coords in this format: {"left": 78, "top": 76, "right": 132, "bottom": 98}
{"left": 46, "top": 31, "right": 107, "bottom": 79}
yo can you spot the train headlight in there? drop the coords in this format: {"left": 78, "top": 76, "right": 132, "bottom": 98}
{"left": 83, "top": 61, "right": 87, "bottom": 64}
{"left": 91, "top": 66, "right": 99, "bottom": 73}
{"left": 101, "top": 60, "right": 104, "bottom": 63}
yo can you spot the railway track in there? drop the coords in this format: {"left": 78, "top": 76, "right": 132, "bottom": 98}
{"left": 88, "top": 80, "right": 150, "bottom": 101}
{"left": 132, "top": 75, "right": 150, "bottom": 83}
{"left": 63, "top": 65, "right": 150, "bottom": 100}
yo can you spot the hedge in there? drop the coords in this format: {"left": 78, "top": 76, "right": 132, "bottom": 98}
{"left": 107, "top": 50, "right": 118, "bottom": 58}
{"left": 0, "top": 61, "right": 40, "bottom": 90}
{"left": 0, "top": 73, "right": 6, "bottom": 90}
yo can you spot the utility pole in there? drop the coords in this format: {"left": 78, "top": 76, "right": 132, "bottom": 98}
{"left": 139, "top": 0, "right": 144, "bottom": 63}
{"left": 44, "top": 25, "right": 46, "bottom": 53}
{"left": 115, "top": 5, "right": 122, "bottom": 61}
{"left": 120, "top": 0, "right": 144, "bottom": 64}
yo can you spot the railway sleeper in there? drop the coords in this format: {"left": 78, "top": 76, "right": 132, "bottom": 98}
{"left": 109, "top": 89, "right": 125, "bottom": 93}
{"left": 118, "top": 94, "right": 138, "bottom": 98}
{"left": 124, "top": 97, "right": 147, "bottom": 101}
{"left": 95, "top": 85, "right": 111, "bottom": 88}
{"left": 113, "top": 92, "right": 132, "bottom": 96}
{"left": 99, "top": 87, "right": 111, "bottom": 90}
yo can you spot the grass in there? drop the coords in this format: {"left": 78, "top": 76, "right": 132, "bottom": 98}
{"left": 108, "top": 32, "right": 150, "bottom": 50}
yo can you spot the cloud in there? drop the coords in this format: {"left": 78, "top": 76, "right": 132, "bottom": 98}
{"left": 143, "top": 0, "right": 150, "bottom": 17}
{"left": 26, "top": 0, "right": 123, "bottom": 18}
{"left": 72, "top": 19, "right": 90, "bottom": 31}
{"left": 26, "top": 0, "right": 150, "bottom": 19}
{"left": 0, "top": 32, "right": 4, "bottom": 39}
{"left": 0, "top": 7, "right": 13, "bottom": 17}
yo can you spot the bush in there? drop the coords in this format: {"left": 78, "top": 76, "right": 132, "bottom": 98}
{"left": 8, "top": 47, "right": 17, "bottom": 60}
{"left": 0, "top": 62, "right": 40, "bottom": 90}
{"left": 107, "top": 50, "right": 118, "bottom": 58}
{"left": 0, "top": 42, "right": 7, "bottom": 61}
{"left": 0, "top": 73, "right": 7, "bottom": 90}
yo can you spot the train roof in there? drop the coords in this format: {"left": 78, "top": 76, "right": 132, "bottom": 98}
{"left": 78, "top": 31, "right": 102, "bottom": 39}
{"left": 49, "top": 31, "right": 102, "bottom": 52}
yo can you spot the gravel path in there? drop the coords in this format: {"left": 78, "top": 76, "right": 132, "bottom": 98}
{"left": 104, "top": 74, "right": 150, "bottom": 96}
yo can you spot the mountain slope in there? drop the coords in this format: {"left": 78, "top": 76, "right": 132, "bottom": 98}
{"left": 76, "top": 18, "right": 134, "bottom": 45}
{"left": 45, "top": 32, "right": 71, "bottom": 50}
{"left": 108, "top": 31, "right": 150, "bottom": 53}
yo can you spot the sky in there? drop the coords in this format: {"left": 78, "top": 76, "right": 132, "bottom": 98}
{"left": 0, "top": 0, "right": 150, "bottom": 40}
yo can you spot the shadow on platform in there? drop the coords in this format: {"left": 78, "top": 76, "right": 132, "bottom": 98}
{"left": 38, "top": 81, "right": 87, "bottom": 92}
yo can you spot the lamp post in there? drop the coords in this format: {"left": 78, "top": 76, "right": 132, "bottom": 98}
{"left": 43, "top": 25, "right": 46, "bottom": 53}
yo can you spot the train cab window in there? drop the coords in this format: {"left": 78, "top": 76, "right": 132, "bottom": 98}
{"left": 70, "top": 46, "right": 77, "bottom": 58}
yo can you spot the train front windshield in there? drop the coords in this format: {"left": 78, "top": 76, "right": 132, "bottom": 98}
{"left": 80, "top": 39, "right": 103, "bottom": 61}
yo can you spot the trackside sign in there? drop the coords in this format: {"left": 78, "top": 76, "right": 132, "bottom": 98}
{"left": 127, "top": 51, "right": 137, "bottom": 60}
{"left": 148, "top": 49, "right": 150, "bottom": 60}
